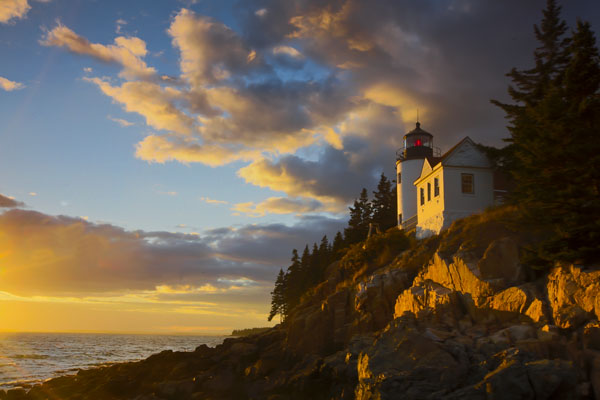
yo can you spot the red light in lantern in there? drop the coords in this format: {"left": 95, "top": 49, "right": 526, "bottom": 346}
{"left": 415, "top": 139, "right": 422, "bottom": 146}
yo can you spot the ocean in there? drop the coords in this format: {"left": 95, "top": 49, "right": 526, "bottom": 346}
{"left": 0, "top": 332, "right": 226, "bottom": 390}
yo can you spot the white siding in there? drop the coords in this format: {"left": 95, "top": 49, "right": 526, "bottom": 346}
{"left": 414, "top": 138, "right": 495, "bottom": 239}
{"left": 442, "top": 167, "right": 494, "bottom": 214}
{"left": 397, "top": 158, "right": 425, "bottom": 226}
{"left": 415, "top": 170, "right": 444, "bottom": 238}
{"left": 443, "top": 139, "right": 491, "bottom": 168}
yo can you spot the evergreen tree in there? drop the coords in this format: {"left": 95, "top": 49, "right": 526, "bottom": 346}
{"left": 371, "top": 173, "right": 397, "bottom": 231}
{"left": 491, "top": 0, "right": 571, "bottom": 176}
{"left": 299, "top": 244, "right": 311, "bottom": 290}
{"left": 332, "top": 231, "right": 345, "bottom": 256}
{"left": 318, "top": 235, "right": 331, "bottom": 267}
{"left": 268, "top": 269, "right": 287, "bottom": 322}
{"left": 344, "top": 188, "right": 372, "bottom": 244}
{"left": 284, "top": 249, "right": 302, "bottom": 311}
{"left": 308, "top": 242, "right": 320, "bottom": 285}
{"left": 494, "top": 3, "right": 600, "bottom": 265}
{"left": 527, "top": 20, "right": 600, "bottom": 264}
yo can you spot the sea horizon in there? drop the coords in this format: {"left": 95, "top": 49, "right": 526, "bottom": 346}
{"left": 0, "top": 332, "right": 227, "bottom": 391}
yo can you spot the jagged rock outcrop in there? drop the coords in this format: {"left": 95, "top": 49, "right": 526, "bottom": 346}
{"left": 547, "top": 264, "right": 600, "bottom": 329}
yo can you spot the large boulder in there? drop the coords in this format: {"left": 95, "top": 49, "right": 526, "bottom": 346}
{"left": 484, "top": 284, "right": 546, "bottom": 323}
{"left": 419, "top": 253, "right": 495, "bottom": 304}
{"left": 477, "top": 237, "right": 523, "bottom": 285}
{"left": 394, "top": 280, "right": 465, "bottom": 325}
{"left": 355, "top": 268, "right": 410, "bottom": 330}
{"left": 355, "top": 320, "right": 467, "bottom": 399}
{"left": 547, "top": 264, "right": 600, "bottom": 328}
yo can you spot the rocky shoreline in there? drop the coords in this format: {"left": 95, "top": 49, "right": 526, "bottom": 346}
{"left": 3, "top": 208, "right": 600, "bottom": 399}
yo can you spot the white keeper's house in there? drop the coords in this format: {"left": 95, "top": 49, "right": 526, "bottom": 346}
{"left": 396, "top": 122, "right": 506, "bottom": 239}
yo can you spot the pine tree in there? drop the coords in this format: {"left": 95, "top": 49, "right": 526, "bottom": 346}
{"left": 344, "top": 188, "right": 372, "bottom": 244}
{"left": 491, "top": 0, "right": 571, "bottom": 176}
{"left": 284, "top": 249, "right": 302, "bottom": 311}
{"left": 371, "top": 173, "right": 397, "bottom": 232}
{"left": 529, "top": 20, "right": 600, "bottom": 264}
{"left": 494, "top": 3, "right": 600, "bottom": 265}
{"left": 317, "top": 235, "right": 330, "bottom": 265}
{"left": 268, "top": 269, "right": 287, "bottom": 322}
{"left": 332, "top": 231, "right": 345, "bottom": 256}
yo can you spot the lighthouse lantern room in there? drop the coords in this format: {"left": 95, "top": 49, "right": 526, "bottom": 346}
{"left": 396, "top": 122, "right": 440, "bottom": 230}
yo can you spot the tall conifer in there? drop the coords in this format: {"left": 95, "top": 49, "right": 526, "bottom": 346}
{"left": 371, "top": 173, "right": 397, "bottom": 231}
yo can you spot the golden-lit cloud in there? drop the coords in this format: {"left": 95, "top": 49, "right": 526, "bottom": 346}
{"left": 135, "top": 134, "right": 259, "bottom": 166}
{"left": 41, "top": 24, "right": 156, "bottom": 80}
{"left": 288, "top": 1, "right": 373, "bottom": 53}
{"left": 168, "top": 8, "right": 262, "bottom": 88}
{"left": 272, "top": 45, "right": 303, "bottom": 58}
{"left": 0, "top": 0, "right": 30, "bottom": 24}
{"left": 86, "top": 78, "right": 194, "bottom": 134}
{"left": 232, "top": 197, "right": 332, "bottom": 217}
{"left": 0, "top": 207, "right": 344, "bottom": 295}
{"left": 0, "top": 76, "right": 25, "bottom": 91}
{"left": 363, "top": 83, "right": 425, "bottom": 123}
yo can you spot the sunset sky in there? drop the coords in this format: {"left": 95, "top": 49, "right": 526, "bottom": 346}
{"left": 1, "top": 0, "right": 598, "bottom": 334}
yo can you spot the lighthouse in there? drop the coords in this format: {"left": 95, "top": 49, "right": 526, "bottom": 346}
{"left": 396, "top": 122, "right": 439, "bottom": 230}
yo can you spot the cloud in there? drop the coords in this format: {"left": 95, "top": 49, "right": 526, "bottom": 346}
{"left": 232, "top": 197, "right": 329, "bottom": 217}
{"left": 134, "top": 134, "right": 260, "bottom": 167}
{"left": 157, "top": 190, "right": 177, "bottom": 196}
{"left": 0, "top": 0, "right": 30, "bottom": 24}
{"left": 116, "top": 18, "right": 127, "bottom": 34}
{"left": 200, "top": 197, "right": 228, "bottom": 205}
{"left": 168, "top": 8, "right": 265, "bottom": 88}
{"left": 255, "top": 8, "right": 268, "bottom": 18}
{"left": 45, "top": 0, "right": 600, "bottom": 217}
{"left": 0, "top": 208, "right": 345, "bottom": 297}
{"left": 0, "top": 194, "right": 24, "bottom": 208}
{"left": 41, "top": 24, "right": 156, "bottom": 80}
{"left": 0, "top": 76, "right": 25, "bottom": 91}
{"left": 272, "top": 45, "right": 303, "bottom": 58}
{"left": 107, "top": 115, "right": 134, "bottom": 127}
{"left": 86, "top": 78, "right": 194, "bottom": 134}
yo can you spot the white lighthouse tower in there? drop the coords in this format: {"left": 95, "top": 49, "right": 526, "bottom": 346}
{"left": 396, "top": 122, "right": 439, "bottom": 230}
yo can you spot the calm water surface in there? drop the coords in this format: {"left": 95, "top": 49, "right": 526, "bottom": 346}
{"left": 0, "top": 332, "right": 226, "bottom": 390}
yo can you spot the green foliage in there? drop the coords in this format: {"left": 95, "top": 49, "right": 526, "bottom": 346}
{"left": 268, "top": 269, "right": 287, "bottom": 322}
{"left": 338, "top": 228, "right": 410, "bottom": 283}
{"left": 492, "top": 1, "right": 600, "bottom": 266}
{"left": 344, "top": 188, "right": 372, "bottom": 244}
{"left": 371, "top": 173, "right": 397, "bottom": 232}
{"left": 268, "top": 173, "right": 400, "bottom": 320}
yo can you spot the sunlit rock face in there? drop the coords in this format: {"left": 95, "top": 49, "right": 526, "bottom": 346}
{"left": 547, "top": 264, "right": 600, "bottom": 329}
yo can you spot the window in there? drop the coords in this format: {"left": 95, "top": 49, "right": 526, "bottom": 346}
{"left": 461, "top": 173, "right": 474, "bottom": 194}
{"left": 397, "top": 172, "right": 401, "bottom": 184}
{"left": 420, "top": 188, "right": 425, "bottom": 205}
{"left": 427, "top": 182, "right": 431, "bottom": 201}
{"left": 434, "top": 177, "right": 440, "bottom": 197}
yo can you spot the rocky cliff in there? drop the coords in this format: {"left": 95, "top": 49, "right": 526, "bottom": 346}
{"left": 4, "top": 206, "right": 600, "bottom": 400}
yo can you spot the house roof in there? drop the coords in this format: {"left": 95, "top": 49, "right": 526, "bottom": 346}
{"left": 413, "top": 136, "right": 491, "bottom": 186}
